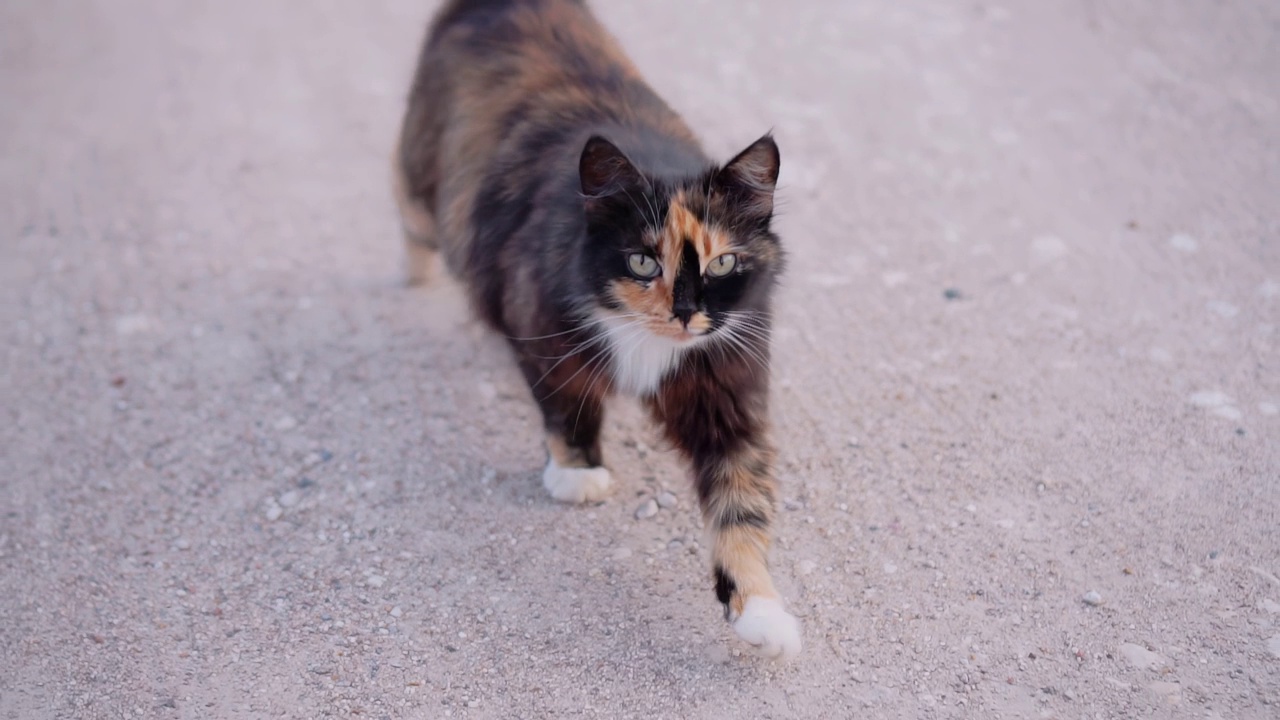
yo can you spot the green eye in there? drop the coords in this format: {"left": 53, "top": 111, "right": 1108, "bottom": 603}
{"left": 706, "top": 253, "right": 738, "bottom": 278}
{"left": 627, "top": 253, "right": 661, "bottom": 279}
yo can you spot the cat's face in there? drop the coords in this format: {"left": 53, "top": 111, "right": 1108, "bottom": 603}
{"left": 579, "top": 136, "right": 784, "bottom": 347}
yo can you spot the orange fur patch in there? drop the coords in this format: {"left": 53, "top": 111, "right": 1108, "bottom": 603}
{"left": 604, "top": 192, "right": 734, "bottom": 336}
{"left": 608, "top": 277, "right": 712, "bottom": 339}
{"left": 713, "top": 524, "right": 778, "bottom": 614}
{"left": 658, "top": 193, "right": 735, "bottom": 273}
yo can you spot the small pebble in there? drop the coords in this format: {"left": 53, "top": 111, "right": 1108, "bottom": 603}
{"left": 796, "top": 560, "right": 818, "bottom": 576}
{"left": 943, "top": 288, "right": 963, "bottom": 301}
{"left": 634, "top": 499, "right": 659, "bottom": 520}
{"left": 279, "top": 490, "right": 301, "bottom": 508}
{"left": 1119, "top": 643, "right": 1166, "bottom": 670}
{"left": 264, "top": 504, "right": 283, "bottom": 522}
{"left": 656, "top": 491, "right": 678, "bottom": 509}
{"left": 1082, "top": 590, "right": 1103, "bottom": 606}
{"left": 274, "top": 416, "right": 298, "bottom": 432}
{"left": 389, "top": 606, "right": 403, "bottom": 618}
{"left": 174, "top": 538, "right": 191, "bottom": 551}
{"left": 611, "top": 547, "right": 632, "bottom": 560}
{"left": 366, "top": 575, "right": 386, "bottom": 588}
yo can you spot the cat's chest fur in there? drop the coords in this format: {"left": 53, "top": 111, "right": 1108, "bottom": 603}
{"left": 599, "top": 315, "right": 691, "bottom": 396}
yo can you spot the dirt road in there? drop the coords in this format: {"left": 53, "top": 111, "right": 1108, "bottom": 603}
{"left": 2, "top": 1, "right": 1277, "bottom": 717}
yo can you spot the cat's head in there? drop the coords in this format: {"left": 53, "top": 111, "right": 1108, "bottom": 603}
{"left": 578, "top": 134, "right": 784, "bottom": 349}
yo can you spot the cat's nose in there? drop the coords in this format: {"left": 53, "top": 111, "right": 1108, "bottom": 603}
{"left": 672, "top": 304, "right": 695, "bottom": 326}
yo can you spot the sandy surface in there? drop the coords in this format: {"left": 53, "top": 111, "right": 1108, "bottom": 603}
{"left": 2, "top": 0, "right": 1279, "bottom": 718}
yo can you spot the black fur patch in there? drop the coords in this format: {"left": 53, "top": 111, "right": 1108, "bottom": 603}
{"left": 719, "top": 506, "right": 770, "bottom": 530}
{"left": 714, "top": 565, "right": 736, "bottom": 613}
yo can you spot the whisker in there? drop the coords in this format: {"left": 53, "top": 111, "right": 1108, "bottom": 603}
{"left": 571, "top": 343, "right": 618, "bottom": 434}
{"left": 621, "top": 187, "right": 658, "bottom": 230}
{"left": 640, "top": 190, "right": 659, "bottom": 231}
{"left": 531, "top": 332, "right": 610, "bottom": 387}
{"left": 533, "top": 318, "right": 647, "bottom": 389}
{"left": 507, "top": 311, "right": 649, "bottom": 343}
{"left": 570, "top": 320, "right": 652, "bottom": 431}
{"left": 717, "top": 325, "right": 771, "bottom": 370}
{"left": 505, "top": 317, "right": 601, "bottom": 343}
{"left": 542, "top": 318, "right": 648, "bottom": 399}
{"left": 725, "top": 321, "right": 772, "bottom": 345}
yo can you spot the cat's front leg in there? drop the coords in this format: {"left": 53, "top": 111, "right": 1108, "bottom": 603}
{"left": 701, "top": 441, "right": 802, "bottom": 660}
{"left": 514, "top": 349, "right": 614, "bottom": 504}
{"left": 648, "top": 384, "right": 802, "bottom": 660}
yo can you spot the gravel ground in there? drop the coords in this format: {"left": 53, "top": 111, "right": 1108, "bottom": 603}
{"left": 2, "top": 1, "right": 1278, "bottom": 718}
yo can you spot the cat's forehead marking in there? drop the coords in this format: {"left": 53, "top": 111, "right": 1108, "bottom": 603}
{"left": 659, "top": 192, "right": 731, "bottom": 272}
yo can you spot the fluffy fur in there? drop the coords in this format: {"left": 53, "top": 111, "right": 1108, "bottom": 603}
{"left": 395, "top": 0, "right": 800, "bottom": 659}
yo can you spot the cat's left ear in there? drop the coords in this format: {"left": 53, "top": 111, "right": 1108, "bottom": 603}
{"left": 580, "top": 136, "right": 643, "bottom": 198}
{"left": 715, "top": 134, "right": 780, "bottom": 219}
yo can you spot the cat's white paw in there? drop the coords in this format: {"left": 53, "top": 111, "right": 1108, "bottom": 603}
{"left": 733, "top": 596, "right": 802, "bottom": 661}
{"left": 542, "top": 461, "right": 613, "bottom": 504}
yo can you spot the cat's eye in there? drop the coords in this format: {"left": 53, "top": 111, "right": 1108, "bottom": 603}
{"left": 706, "top": 253, "right": 738, "bottom": 278}
{"left": 627, "top": 253, "right": 661, "bottom": 280}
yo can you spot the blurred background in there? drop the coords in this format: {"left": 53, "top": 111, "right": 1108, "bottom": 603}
{"left": 2, "top": 1, "right": 1277, "bottom": 717}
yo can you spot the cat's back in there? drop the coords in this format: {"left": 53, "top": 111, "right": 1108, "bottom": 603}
{"left": 402, "top": 0, "right": 699, "bottom": 226}
{"left": 427, "top": 0, "right": 641, "bottom": 107}
{"left": 398, "top": 0, "right": 704, "bottom": 324}
{"left": 429, "top": 0, "right": 696, "bottom": 154}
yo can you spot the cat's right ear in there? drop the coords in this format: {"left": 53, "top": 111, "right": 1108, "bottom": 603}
{"left": 579, "top": 136, "right": 642, "bottom": 198}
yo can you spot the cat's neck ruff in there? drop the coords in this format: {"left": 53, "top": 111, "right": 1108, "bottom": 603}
{"left": 598, "top": 314, "right": 699, "bottom": 397}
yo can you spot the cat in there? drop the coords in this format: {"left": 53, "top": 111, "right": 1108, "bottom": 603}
{"left": 394, "top": 0, "right": 801, "bottom": 660}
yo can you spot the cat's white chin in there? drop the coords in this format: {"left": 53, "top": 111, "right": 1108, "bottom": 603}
{"left": 542, "top": 460, "right": 613, "bottom": 504}
{"left": 732, "top": 596, "right": 802, "bottom": 661}
{"left": 600, "top": 315, "right": 701, "bottom": 396}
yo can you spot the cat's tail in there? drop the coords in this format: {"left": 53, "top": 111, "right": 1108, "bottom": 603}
{"left": 392, "top": 142, "right": 438, "bottom": 285}
{"left": 394, "top": 5, "right": 451, "bottom": 286}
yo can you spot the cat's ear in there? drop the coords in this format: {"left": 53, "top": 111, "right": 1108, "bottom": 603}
{"left": 715, "top": 134, "right": 780, "bottom": 219}
{"left": 579, "top": 136, "right": 643, "bottom": 198}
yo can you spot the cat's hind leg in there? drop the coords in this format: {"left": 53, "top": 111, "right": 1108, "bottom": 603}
{"left": 392, "top": 151, "right": 439, "bottom": 285}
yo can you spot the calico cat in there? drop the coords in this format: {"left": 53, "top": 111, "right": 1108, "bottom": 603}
{"left": 394, "top": 0, "right": 801, "bottom": 660}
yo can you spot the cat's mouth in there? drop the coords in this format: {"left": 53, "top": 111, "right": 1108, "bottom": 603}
{"left": 649, "top": 314, "right": 711, "bottom": 342}
{"left": 596, "top": 307, "right": 712, "bottom": 347}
